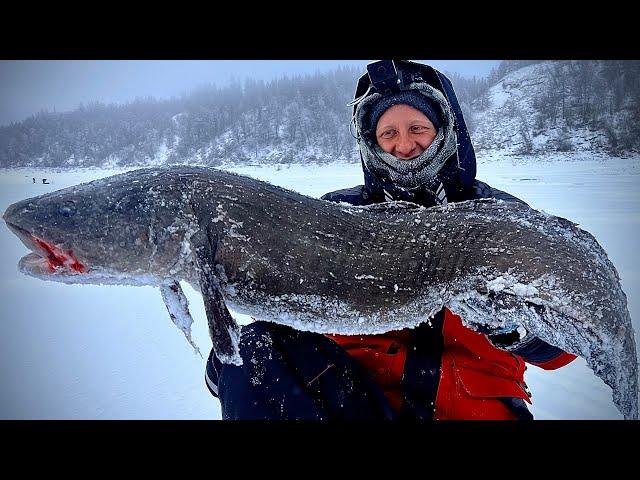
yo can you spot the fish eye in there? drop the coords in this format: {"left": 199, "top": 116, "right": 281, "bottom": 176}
{"left": 60, "top": 200, "right": 77, "bottom": 217}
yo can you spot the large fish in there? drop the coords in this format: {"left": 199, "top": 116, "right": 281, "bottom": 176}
{"left": 3, "top": 166, "right": 638, "bottom": 419}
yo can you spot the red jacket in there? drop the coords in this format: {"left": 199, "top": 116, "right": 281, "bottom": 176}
{"left": 328, "top": 308, "right": 576, "bottom": 420}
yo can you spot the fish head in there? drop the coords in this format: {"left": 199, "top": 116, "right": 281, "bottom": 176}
{"left": 3, "top": 170, "right": 192, "bottom": 282}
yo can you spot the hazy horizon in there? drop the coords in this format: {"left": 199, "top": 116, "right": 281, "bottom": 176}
{"left": 0, "top": 60, "right": 500, "bottom": 127}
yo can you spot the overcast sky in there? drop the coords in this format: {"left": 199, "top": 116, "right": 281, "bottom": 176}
{"left": 0, "top": 60, "right": 500, "bottom": 127}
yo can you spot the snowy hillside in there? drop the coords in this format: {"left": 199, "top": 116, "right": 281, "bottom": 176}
{"left": 470, "top": 61, "right": 639, "bottom": 157}
{"left": 3, "top": 61, "right": 638, "bottom": 169}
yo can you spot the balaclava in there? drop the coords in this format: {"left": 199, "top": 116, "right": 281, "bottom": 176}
{"left": 354, "top": 81, "right": 458, "bottom": 205}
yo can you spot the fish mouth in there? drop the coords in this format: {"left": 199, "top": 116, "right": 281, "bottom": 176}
{"left": 5, "top": 222, "right": 86, "bottom": 275}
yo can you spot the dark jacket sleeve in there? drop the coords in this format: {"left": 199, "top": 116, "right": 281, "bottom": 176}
{"left": 489, "top": 330, "right": 577, "bottom": 369}
{"left": 510, "top": 337, "right": 577, "bottom": 370}
{"left": 321, "top": 185, "right": 370, "bottom": 205}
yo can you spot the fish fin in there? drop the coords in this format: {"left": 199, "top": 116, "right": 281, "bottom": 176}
{"left": 159, "top": 280, "right": 203, "bottom": 358}
{"left": 190, "top": 225, "right": 242, "bottom": 366}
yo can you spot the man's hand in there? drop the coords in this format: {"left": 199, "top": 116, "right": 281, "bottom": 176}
{"left": 486, "top": 324, "right": 529, "bottom": 351}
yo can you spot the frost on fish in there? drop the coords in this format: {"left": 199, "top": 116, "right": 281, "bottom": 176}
{"left": 214, "top": 324, "right": 242, "bottom": 366}
{"left": 3, "top": 166, "right": 638, "bottom": 419}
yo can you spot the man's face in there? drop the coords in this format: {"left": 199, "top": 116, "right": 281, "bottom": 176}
{"left": 375, "top": 104, "right": 437, "bottom": 160}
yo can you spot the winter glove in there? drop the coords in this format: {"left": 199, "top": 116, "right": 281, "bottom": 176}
{"left": 486, "top": 324, "right": 531, "bottom": 351}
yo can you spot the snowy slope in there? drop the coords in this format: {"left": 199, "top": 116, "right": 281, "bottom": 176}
{"left": 471, "top": 62, "right": 615, "bottom": 156}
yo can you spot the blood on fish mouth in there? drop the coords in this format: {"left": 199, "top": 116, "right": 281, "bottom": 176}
{"left": 32, "top": 236, "right": 86, "bottom": 273}
{"left": 6, "top": 222, "right": 85, "bottom": 273}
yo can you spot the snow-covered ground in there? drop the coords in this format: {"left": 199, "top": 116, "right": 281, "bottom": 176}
{"left": 1, "top": 155, "right": 638, "bottom": 419}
